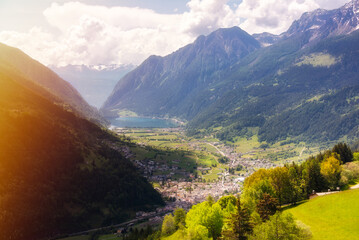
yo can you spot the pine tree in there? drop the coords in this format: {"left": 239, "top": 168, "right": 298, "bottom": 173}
{"left": 332, "top": 143, "right": 353, "bottom": 164}
{"left": 221, "top": 198, "right": 253, "bottom": 240}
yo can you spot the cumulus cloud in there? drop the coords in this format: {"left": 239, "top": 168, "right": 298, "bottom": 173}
{"left": 236, "top": 0, "right": 350, "bottom": 34}
{"left": 181, "top": 0, "right": 239, "bottom": 36}
{"left": 236, "top": 0, "right": 320, "bottom": 34}
{"left": 0, "top": 0, "right": 352, "bottom": 66}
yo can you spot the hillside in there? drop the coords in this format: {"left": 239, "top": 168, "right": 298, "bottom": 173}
{"left": 0, "top": 43, "right": 105, "bottom": 123}
{"left": 285, "top": 189, "right": 359, "bottom": 240}
{"left": 190, "top": 30, "right": 359, "bottom": 143}
{"left": 0, "top": 51, "right": 163, "bottom": 240}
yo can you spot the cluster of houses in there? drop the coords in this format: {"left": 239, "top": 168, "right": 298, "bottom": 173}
{"left": 110, "top": 128, "right": 281, "bottom": 226}
{"left": 132, "top": 159, "right": 192, "bottom": 182}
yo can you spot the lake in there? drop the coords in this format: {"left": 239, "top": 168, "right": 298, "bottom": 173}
{"left": 109, "top": 117, "right": 179, "bottom": 128}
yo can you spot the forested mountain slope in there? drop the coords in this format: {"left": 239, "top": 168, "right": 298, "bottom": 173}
{"left": 0, "top": 46, "right": 163, "bottom": 240}
{"left": 190, "top": 30, "right": 359, "bottom": 143}
{"left": 0, "top": 43, "right": 105, "bottom": 123}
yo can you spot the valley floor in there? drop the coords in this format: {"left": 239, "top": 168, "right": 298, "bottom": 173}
{"left": 111, "top": 127, "right": 327, "bottom": 214}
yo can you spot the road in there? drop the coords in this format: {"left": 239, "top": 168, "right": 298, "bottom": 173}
{"left": 207, "top": 142, "right": 226, "bottom": 157}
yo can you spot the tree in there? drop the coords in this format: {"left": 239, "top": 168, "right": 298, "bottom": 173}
{"left": 187, "top": 225, "right": 211, "bottom": 240}
{"left": 302, "top": 157, "right": 327, "bottom": 194}
{"left": 256, "top": 193, "right": 278, "bottom": 221}
{"left": 249, "top": 212, "right": 312, "bottom": 240}
{"left": 288, "top": 162, "right": 305, "bottom": 204}
{"left": 332, "top": 143, "right": 353, "bottom": 164}
{"left": 241, "top": 179, "right": 275, "bottom": 213}
{"left": 269, "top": 167, "right": 292, "bottom": 205}
{"left": 320, "top": 154, "right": 342, "bottom": 189}
{"left": 174, "top": 208, "right": 186, "bottom": 229}
{"left": 341, "top": 161, "right": 359, "bottom": 185}
{"left": 218, "top": 195, "right": 237, "bottom": 210}
{"left": 186, "top": 200, "right": 224, "bottom": 240}
{"left": 206, "top": 203, "right": 225, "bottom": 239}
{"left": 221, "top": 198, "right": 253, "bottom": 240}
{"left": 161, "top": 214, "right": 176, "bottom": 237}
{"left": 353, "top": 152, "right": 359, "bottom": 162}
{"left": 206, "top": 195, "right": 215, "bottom": 205}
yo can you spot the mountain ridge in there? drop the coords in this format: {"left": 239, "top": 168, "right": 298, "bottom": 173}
{"left": 255, "top": 0, "right": 359, "bottom": 46}
{"left": 102, "top": 26, "right": 261, "bottom": 118}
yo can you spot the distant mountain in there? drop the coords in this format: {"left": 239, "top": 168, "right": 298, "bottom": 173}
{"left": 102, "top": 27, "right": 261, "bottom": 118}
{"left": 0, "top": 43, "right": 105, "bottom": 123}
{"left": 51, "top": 64, "right": 134, "bottom": 108}
{"left": 0, "top": 44, "right": 163, "bottom": 239}
{"left": 255, "top": 0, "right": 359, "bottom": 46}
{"left": 252, "top": 32, "right": 282, "bottom": 47}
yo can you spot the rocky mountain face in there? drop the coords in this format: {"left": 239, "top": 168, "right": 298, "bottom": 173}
{"left": 255, "top": 0, "right": 359, "bottom": 46}
{"left": 51, "top": 64, "right": 134, "bottom": 108}
{"left": 102, "top": 27, "right": 261, "bottom": 118}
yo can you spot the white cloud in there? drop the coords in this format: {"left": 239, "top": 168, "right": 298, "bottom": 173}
{"left": 236, "top": 0, "right": 350, "bottom": 34}
{"left": 236, "top": 0, "right": 320, "bottom": 34}
{"left": 0, "top": 0, "right": 352, "bottom": 66}
{"left": 315, "top": 0, "right": 349, "bottom": 10}
{"left": 181, "top": 0, "right": 239, "bottom": 36}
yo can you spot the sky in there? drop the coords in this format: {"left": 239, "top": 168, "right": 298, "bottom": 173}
{"left": 0, "top": 0, "right": 350, "bottom": 67}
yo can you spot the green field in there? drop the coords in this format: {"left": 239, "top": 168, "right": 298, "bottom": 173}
{"left": 115, "top": 128, "right": 325, "bottom": 184}
{"left": 285, "top": 189, "right": 359, "bottom": 240}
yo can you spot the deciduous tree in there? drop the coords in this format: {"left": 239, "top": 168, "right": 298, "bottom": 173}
{"left": 161, "top": 214, "right": 176, "bottom": 237}
{"left": 256, "top": 193, "right": 278, "bottom": 221}
{"left": 320, "top": 154, "right": 342, "bottom": 189}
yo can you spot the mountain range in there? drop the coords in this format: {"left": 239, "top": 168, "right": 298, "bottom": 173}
{"left": 51, "top": 64, "right": 134, "bottom": 108}
{"left": 102, "top": 0, "right": 359, "bottom": 144}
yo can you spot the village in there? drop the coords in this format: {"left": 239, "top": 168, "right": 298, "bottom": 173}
{"left": 112, "top": 127, "right": 277, "bottom": 219}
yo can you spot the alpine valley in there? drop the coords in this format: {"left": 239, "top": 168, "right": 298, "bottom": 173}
{"left": 2, "top": 0, "right": 359, "bottom": 240}
{"left": 103, "top": 0, "right": 359, "bottom": 145}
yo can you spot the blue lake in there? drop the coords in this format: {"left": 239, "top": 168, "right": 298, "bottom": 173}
{"left": 109, "top": 117, "right": 179, "bottom": 128}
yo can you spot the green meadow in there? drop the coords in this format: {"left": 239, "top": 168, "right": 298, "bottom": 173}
{"left": 285, "top": 189, "right": 359, "bottom": 240}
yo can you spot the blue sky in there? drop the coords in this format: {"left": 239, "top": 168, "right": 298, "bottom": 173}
{"left": 0, "top": 0, "right": 349, "bottom": 67}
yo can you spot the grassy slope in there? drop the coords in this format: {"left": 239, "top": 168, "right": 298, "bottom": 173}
{"left": 285, "top": 189, "right": 359, "bottom": 240}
